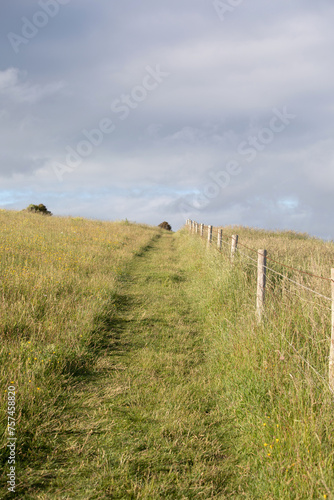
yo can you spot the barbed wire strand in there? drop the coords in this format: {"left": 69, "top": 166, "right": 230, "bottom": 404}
{"left": 282, "top": 288, "right": 332, "bottom": 313}
{"left": 196, "top": 226, "right": 332, "bottom": 302}
{"left": 237, "top": 249, "right": 258, "bottom": 265}
{"left": 264, "top": 279, "right": 332, "bottom": 342}
{"left": 210, "top": 235, "right": 333, "bottom": 338}
{"left": 193, "top": 222, "right": 333, "bottom": 284}
{"left": 287, "top": 290, "right": 332, "bottom": 312}
{"left": 264, "top": 263, "right": 332, "bottom": 302}
{"left": 188, "top": 221, "right": 334, "bottom": 394}
{"left": 218, "top": 238, "right": 231, "bottom": 248}
{"left": 206, "top": 234, "right": 332, "bottom": 304}
{"left": 236, "top": 240, "right": 332, "bottom": 301}
{"left": 262, "top": 309, "right": 333, "bottom": 395}
{"left": 239, "top": 241, "right": 333, "bottom": 283}
{"left": 263, "top": 287, "right": 328, "bottom": 361}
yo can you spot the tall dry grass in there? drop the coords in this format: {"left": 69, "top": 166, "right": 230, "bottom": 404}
{"left": 0, "top": 210, "right": 159, "bottom": 487}
{"left": 185, "top": 225, "right": 334, "bottom": 497}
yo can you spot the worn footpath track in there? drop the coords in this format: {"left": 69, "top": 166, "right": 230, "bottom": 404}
{"left": 23, "top": 232, "right": 232, "bottom": 499}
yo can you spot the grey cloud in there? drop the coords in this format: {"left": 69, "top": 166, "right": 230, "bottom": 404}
{"left": 1, "top": 1, "right": 334, "bottom": 239}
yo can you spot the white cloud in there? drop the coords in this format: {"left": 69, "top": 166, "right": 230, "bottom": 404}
{"left": 0, "top": 67, "right": 65, "bottom": 103}
{"left": 0, "top": 67, "right": 20, "bottom": 90}
{"left": 1, "top": 1, "right": 334, "bottom": 238}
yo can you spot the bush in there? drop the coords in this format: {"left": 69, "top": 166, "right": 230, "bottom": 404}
{"left": 26, "top": 204, "right": 52, "bottom": 216}
{"left": 158, "top": 221, "right": 172, "bottom": 231}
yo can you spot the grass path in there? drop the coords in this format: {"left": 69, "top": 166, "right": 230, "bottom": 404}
{"left": 21, "top": 232, "right": 233, "bottom": 499}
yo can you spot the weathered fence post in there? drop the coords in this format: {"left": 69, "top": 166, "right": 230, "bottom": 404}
{"left": 195, "top": 222, "right": 198, "bottom": 234}
{"left": 329, "top": 269, "right": 334, "bottom": 391}
{"left": 200, "top": 224, "right": 204, "bottom": 237}
{"left": 256, "top": 249, "right": 267, "bottom": 322}
{"left": 217, "top": 229, "right": 222, "bottom": 250}
{"left": 231, "top": 234, "right": 238, "bottom": 260}
{"left": 191, "top": 220, "right": 194, "bottom": 233}
{"left": 207, "top": 225, "right": 212, "bottom": 245}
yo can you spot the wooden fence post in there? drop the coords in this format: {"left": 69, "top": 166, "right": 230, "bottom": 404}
{"left": 256, "top": 249, "right": 267, "bottom": 322}
{"left": 231, "top": 234, "right": 238, "bottom": 260}
{"left": 200, "top": 224, "right": 204, "bottom": 237}
{"left": 217, "top": 229, "right": 222, "bottom": 250}
{"left": 207, "top": 225, "right": 212, "bottom": 245}
{"left": 195, "top": 222, "right": 198, "bottom": 234}
{"left": 329, "top": 269, "right": 334, "bottom": 391}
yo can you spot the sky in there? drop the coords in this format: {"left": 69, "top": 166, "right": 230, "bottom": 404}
{"left": 1, "top": 0, "right": 334, "bottom": 238}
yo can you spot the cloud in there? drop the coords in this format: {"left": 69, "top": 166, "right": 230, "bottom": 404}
{"left": 0, "top": 1, "right": 334, "bottom": 239}
{"left": 0, "top": 67, "right": 19, "bottom": 90}
{"left": 0, "top": 67, "right": 65, "bottom": 103}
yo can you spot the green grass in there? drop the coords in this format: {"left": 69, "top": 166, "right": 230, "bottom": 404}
{"left": 187, "top": 225, "right": 334, "bottom": 499}
{"left": 1, "top": 210, "right": 334, "bottom": 498}
{"left": 0, "top": 211, "right": 161, "bottom": 498}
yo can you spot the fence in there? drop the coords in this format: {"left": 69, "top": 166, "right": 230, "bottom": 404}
{"left": 186, "top": 219, "right": 334, "bottom": 393}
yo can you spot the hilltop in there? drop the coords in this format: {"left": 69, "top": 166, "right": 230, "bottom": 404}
{"left": 1, "top": 210, "right": 334, "bottom": 498}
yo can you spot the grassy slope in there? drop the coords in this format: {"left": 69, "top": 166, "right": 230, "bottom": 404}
{"left": 6, "top": 229, "right": 235, "bottom": 498}
{"left": 0, "top": 211, "right": 160, "bottom": 497}
{"left": 189, "top": 226, "right": 334, "bottom": 499}
{"left": 1, "top": 211, "right": 334, "bottom": 498}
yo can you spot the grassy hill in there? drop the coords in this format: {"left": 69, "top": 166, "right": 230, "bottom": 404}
{"left": 188, "top": 224, "right": 334, "bottom": 498}
{"left": 1, "top": 210, "right": 334, "bottom": 498}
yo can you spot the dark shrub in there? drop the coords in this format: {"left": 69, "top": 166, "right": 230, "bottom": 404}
{"left": 26, "top": 204, "right": 52, "bottom": 216}
{"left": 158, "top": 221, "right": 172, "bottom": 231}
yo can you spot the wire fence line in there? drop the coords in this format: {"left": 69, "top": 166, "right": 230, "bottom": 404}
{"left": 264, "top": 307, "right": 334, "bottom": 395}
{"left": 213, "top": 223, "right": 334, "bottom": 283}
{"left": 262, "top": 283, "right": 334, "bottom": 394}
{"left": 186, "top": 219, "right": 334, "bottom": 393}
{"left": 190, "top": 220, "right": 334, "bottom": 283}
{"left": 264, "top": 262, "right": 331, "bottom": 301}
